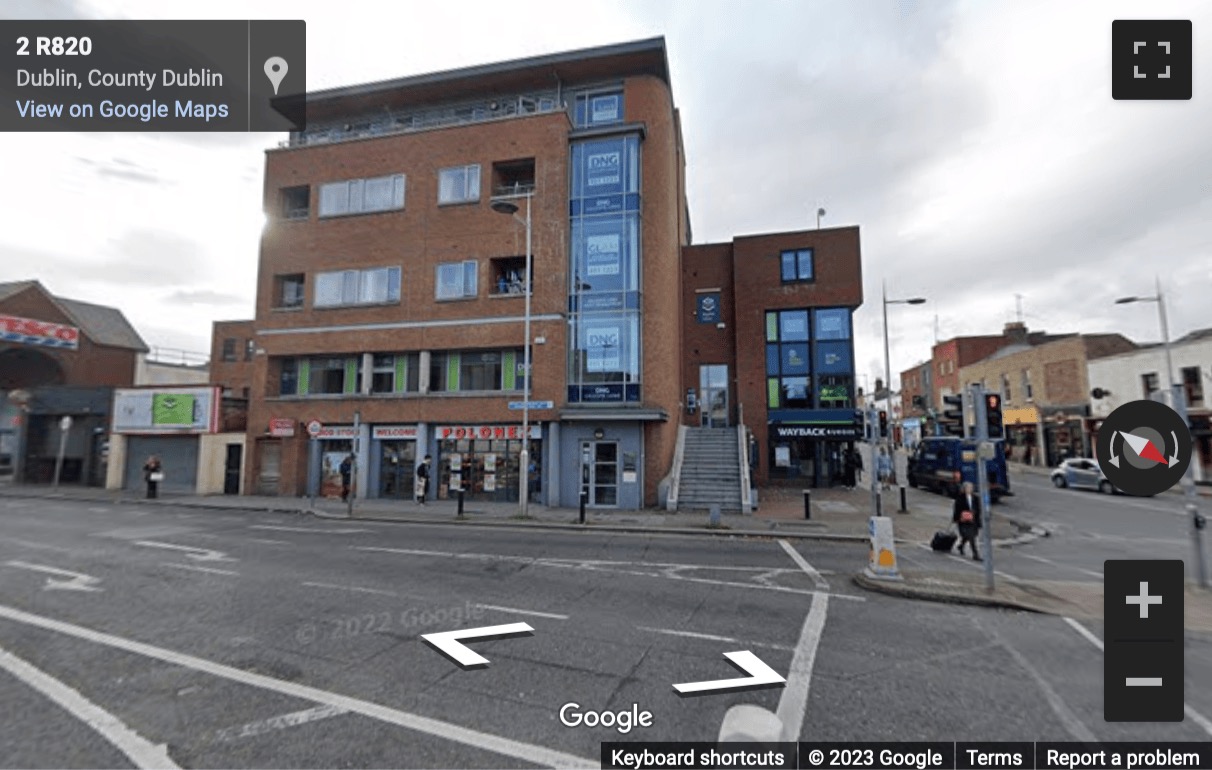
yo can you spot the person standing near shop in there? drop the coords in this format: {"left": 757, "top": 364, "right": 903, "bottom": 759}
{"left": 339, "top": 453, "right": 354, "bottom": 502}
{"left": 415, "top": 454, "right": 431, "bottom": 505}
{"left": 143, "top": 455, "right": 163, "bottom": 499}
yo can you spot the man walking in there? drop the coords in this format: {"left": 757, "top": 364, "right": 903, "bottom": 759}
{"left": 339, "top": 453, "right": 354, "bottom": 502}
{"left": 952, "top": 481, "right": 982, "bottom": 561}
{"left": 415, "top": 454, "right": 432, "bottom": 505}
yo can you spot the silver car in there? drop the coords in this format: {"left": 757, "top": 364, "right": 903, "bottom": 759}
{"left": 1050, "top": 458, "right": 1117, "bottom": 494}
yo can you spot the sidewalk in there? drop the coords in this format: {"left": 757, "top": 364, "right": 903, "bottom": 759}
{"left": 0, "top": 481, "right": 1034, "bottom": 544}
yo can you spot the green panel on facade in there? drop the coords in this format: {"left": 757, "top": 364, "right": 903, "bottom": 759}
{"left": 298, "top": 360, "right": 310, "bottom": 394}
{"left": 767, "top": 377, "right": 780, "bottom": 407}
{"left": 502, "top": 350, "right": 516, "bottom": 390}
{"left": 344, "top": 358, "right": 358, "bottom": 394}
{"left": 447, "top": 352, "right": 460, "bottom": 391}
{"left": 395, "top": 356, "right": 407, "bottom": 392}
{"left": 766, "top": 312, "right": 778, "bottom": 341}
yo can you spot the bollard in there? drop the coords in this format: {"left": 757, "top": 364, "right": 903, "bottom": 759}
{"left": 899, "top": 485, "right": 907, "bottom": 513}
{"left": 579, "top": 489, "right": 587, "bottom": 524}
{"left": 709, "top": 504, "right": 721, "bottom": 527}
{"left": 875, "top": 489, "right": 882, "bottom": 517}
{"left": 456, "top": 487, "right": 464, "bottom": 517}
{"left": 803, "top": 490, "right": 811, "bottom": 520}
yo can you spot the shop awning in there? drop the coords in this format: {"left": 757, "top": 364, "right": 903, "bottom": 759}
{"left": 559, "top": 408, "right": 668, "bottom": 422}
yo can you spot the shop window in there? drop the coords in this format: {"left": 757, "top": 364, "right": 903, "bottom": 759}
{"left": 491, "top": 158, "right": 536, "bottom": 197}
{"left": 1182, "top": 366, "right": 1204, "bottom": 407}
{"left": 280, "top": 185, "right": 309, "bottom": 219}
{"left": 491, "top": 256, "right": 530, "bottom": 295}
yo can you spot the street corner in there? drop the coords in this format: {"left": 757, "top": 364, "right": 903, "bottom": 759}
{"left": 851, "top": 568, "right": 1048, "bottom": 614}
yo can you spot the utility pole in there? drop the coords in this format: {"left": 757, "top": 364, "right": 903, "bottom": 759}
{"left": 973, "top": 383, "right": 995, "bottom": 592}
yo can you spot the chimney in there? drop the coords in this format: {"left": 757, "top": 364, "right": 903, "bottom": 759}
{"left": 1004, "top": 321, "right": 1028, "bottom": 345}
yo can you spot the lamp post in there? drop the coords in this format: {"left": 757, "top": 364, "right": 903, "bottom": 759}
{"left": 492, "top": 191, "right": 533, "bottom": 518}
{"left": 816, "top": 207, "right": 826, "bottom": 229}
{"left": 881, "top": 280, "right": 927, "bottom": 499}
{"left": 1116, "top": 277, "right": 1208, "bottom": 588}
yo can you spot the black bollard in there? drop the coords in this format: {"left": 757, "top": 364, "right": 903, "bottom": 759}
{"left": 803, "top": 489, "right": 811, "bottom": 520}
{"left": 457, "top": 487, "right": 464, "bottom": 517}
{"left": 899, "top": 485, "right": 908, "bottom": 513}
{"left": 579, "top": 489, "right": 587, "bottom": 524}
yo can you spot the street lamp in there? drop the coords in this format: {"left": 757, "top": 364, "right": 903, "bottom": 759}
{"left": 492, "top": 192, "right": 533, "bottom": 518}
{"left": 881, "top": 279, "right": 926, "bottom": 508}
{"left": 816, "top": 207, "right": 826, "bottom": 229}
{"left": 1115, "top": 276, "right": 1208, "bottom": 588}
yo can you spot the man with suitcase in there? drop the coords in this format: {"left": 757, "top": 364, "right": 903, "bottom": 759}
{"left": 951, "top": 481, "right": 982, "bottom": 561}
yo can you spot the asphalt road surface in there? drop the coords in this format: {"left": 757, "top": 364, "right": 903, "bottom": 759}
{"left": 0, "top": 495, "right": 1209, "bottom": 768}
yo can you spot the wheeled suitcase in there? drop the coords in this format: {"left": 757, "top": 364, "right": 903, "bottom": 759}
{"left": 930, "top": 530, "right": 957, "bottom": 552}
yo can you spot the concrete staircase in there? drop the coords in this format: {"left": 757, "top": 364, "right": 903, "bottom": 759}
{"left": 677, "top": 426, "right": 743, "bottom": 512}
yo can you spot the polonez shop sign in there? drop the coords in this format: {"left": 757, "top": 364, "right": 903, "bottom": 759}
{"left": 438, "top": 425, "right": 541, "bottom": 440}
{"left": 773, "top": 424, "right": 863, "bottom": 439}
{"left": 0, "top": 314, "right": 79, "bottom": 349}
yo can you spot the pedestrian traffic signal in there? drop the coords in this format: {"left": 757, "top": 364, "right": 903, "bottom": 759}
{"left": 985, "top": 393, "right": 1004, "bottom": 439}
{"left": 878, "top": 410, "right": 888, "bottom": 438}
{"left": 940, "top": 394, "right": 965, "bottom": 437}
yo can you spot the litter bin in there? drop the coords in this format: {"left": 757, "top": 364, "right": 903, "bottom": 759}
{"left": 803, "top": 489, "right": 811, "bottom": 520}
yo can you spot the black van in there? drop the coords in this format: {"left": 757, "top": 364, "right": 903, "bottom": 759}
{"left": 906, "top": 436, "right": 1011, "bottom": 502}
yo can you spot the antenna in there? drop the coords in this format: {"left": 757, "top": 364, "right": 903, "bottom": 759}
{"left": 933, "top": 314, "right": 939, "bottom": 344}
{"left": 1014, "top": 294, "right": 1024, "bottom": 323}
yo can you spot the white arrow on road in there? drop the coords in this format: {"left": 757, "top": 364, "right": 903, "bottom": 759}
{"left": 421, "top": 622, "right": 534, "bottom": 669}
{"left": 6, "top": 561, "right": 103, "bottom": 592}
{"left": 672, "top": 650, "right": 786, "bottom": 696}
{"left": 134, "top": 541, "right": 233, "bottom": 562}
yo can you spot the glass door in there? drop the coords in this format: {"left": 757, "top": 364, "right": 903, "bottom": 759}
{"left": 700, "top": 365, "right": 729, "bottom": 427}
{"left": 581, "top": 440, "right": 619, "bottom": 507}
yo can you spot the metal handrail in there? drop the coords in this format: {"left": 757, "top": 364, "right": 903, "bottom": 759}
{"left": 737, "top": 424, "right": 753, "bottom": 513}
{"left": 666, "top": 424, "right": 688, "bottom": 511}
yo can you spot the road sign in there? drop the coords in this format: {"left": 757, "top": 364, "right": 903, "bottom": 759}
{"left": 508, "top": 400, "right": 554, "bottom": 410}
{"left": 306, "top": 419, "right": 322, "bottom": 437}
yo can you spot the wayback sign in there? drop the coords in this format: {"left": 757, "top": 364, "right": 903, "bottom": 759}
{"left": 0, "top": 314, "right": 80, "bottom": 350}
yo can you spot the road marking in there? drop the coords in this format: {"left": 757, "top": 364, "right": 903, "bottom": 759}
{"left": 5, "top": 561, "right": 102, "bottom": 591}
{"left": 778, "top": 539, "right": 828, "bottom": 590}
{"left": 422, "top": 622, "right": 534, "bottom": 669}
{"left": 637, "top": 626, "right": 793, "bottom": 652}
{"left": 0, "top": 603, "right": 597, "bottom": 768}
{"left": 990, "top": 624, "right": 1097, "bottom": 741}
{"left": 213, "top": 704, "right": 349, "bottom": 742}
{"left": 1018, "top": 553, "right": 1103, "bottom": 579}
{"left": 135, "top": 541, "right": 233, "bottom": 562}
{"left": 775, "top": 593, "right": 829, "bottom": 741}
{"left": 250, "top": 525, "right": 370, "bottom": 534}
{"left": 3, "top": 538, "right": 76, "bottom": 554}
{"left": 161, "top": 563, "right": 239, "bottom": 577}
{"left": 913, "top": 543, "right": 1021, "bottom": 581}
{"left": 248, "top": 538, "right": 291, "bottom": 546}
{"left": 673, "top": 650, "right": 785, "bottom": 695}
{"left": 1062, "top": 617, "right": 1212, "bottom": 738}
{"left": 302, "top": 581, "right": 399, "bottom": 597}
{"left": 353, "top": 546, "right": 865, "bottom": 601}
{"left": 474, "top": 603, "right": 568, "bottom": 620}
{"left": 0, "top": 642, "right": 178, "bottom": 769}
{"left": 353, "top": 546, "right": 820, "bottom": 574}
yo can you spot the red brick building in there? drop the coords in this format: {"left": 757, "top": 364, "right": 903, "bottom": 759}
{"left": 681, "top": 227, "right": 864, "bottom": 487}
{"left": 237, "top": 38, "right": 689, "bottom": 507}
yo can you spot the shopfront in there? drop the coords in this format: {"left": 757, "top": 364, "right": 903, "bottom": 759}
{"left": 312, "top": 425, "right": 355, "bottom": 499}
{"left": 434, "top": 424, "right": 542, "bottom": 503}
{"left": 1003, "top": 406, "right": 1041, "bottom": 466}
{"left": 769, "top": 420, "right": 864, "bottom": 488}
{"left": 370, "top": 424, "right": 417, "bottom": 500}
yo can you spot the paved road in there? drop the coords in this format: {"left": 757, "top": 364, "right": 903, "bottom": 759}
{"left": 0, "top": 497, "right": 1209, "bottom": 768}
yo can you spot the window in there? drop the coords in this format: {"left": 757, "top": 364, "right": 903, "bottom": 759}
{"left": 1022, "top": 369, "right": 1033, "bottom": 401}
{"left": 308, "top": 357, "right": 357, "bottom": 395}
{"left": 372, "top": 354, "right": 396, "bottom": 394}
{"left": 460, "top": 351, "right": 503, "bottom": 391}
{"left": 492, "top": 158, "right": 536, "bottom": 196}
{"left": 244, "top": 339, "right": 255, "bottom": 361}
{"left": 280, "top": 186, "right": 309, "bottom": 219}
{"left": 314, "top": 267, "right": 401, "bottom": 308}
{"left": 279, "top": 359, "right": 298, "bottom": 396}
{"left": 491, "top": 256, "right": 530, "bottom": 295}
{"left": 1142, "top": 372, "right": 1160, "bottom": 398}
{"left": 275, "top": 274, "right": 305, "bottom": 308}
{"left": 436, "top": 261, "right": 478, "bottom": 300}
{"left": 429, "top": 353, "right": 447, "bottom": 392}
{"left": 1182, "top": 366, "right": 1204, "bottom": 407}
{"left": 574, "top": 90, "right": 623, "bottom": 128}
{"left": 765, "top": 309, "right": 814, "bottom": 409}
{"left": 438, "top": 164, "right": 481, "bottom": 204}
{"left": 1002, "top": 373, "right": 1011, "bottom": 403}
{"left": 780, "top": 249, "right": 814, "bottom": 283}
{"left": 318, "top": 174, "right": 405, "bottom": 217}
{"left": 221, "top": 338, "right": 236, "bottom": 362}
{"left": 819, "top": 375, "right": 853, "bottom": 408}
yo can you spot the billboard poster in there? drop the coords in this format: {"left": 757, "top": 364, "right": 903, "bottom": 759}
{"left": 585, "top": 325, "right": 621, "bottom": 372}
{"left": 582, "top": 137, "right": 625, "bottom": 194}
{"left": 586, "top": 233, "right": 621, "bottom": 277}
{"left": 815, "top": 341, "right": 853, "bottom": 374}
{"left": 590, "top": 93, "right": 620, "bottom": 123}
{"left": 112, "top": 387, "right": 218, "bottom": 434}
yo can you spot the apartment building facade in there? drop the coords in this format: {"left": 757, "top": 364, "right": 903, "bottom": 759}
{"left": 243, "top": 38, "right": 688, "bottom": 509}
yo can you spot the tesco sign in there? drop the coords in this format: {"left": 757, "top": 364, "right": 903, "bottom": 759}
{"left": 0, "top": 314, "right": 79, "bottom": 350}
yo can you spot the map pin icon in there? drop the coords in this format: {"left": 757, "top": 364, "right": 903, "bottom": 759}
{"left": 264, "top": 56, "right": 288, "bottom": 95}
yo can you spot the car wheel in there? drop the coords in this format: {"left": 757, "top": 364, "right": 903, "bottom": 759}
{"left": 1052, "top": 475, "right": 1067, "bottom": 488}
{"left": 1099, "top": 480, "right": 1113, "bottom": 494}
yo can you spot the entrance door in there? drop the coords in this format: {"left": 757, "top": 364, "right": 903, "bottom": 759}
{"left": 379, "top": 441, "right": 416, "bottom": 499}
{"left": 256, "top": 440, "right": 281, "bottom": 496}
{"left": 581, "top": 441, "right": 619, "bottom": 507}
{"left": 700, "top": 365, "right": 729, "bottom": 427}
{"left": 223, "top": 444, "right": 242, "bottom": 494}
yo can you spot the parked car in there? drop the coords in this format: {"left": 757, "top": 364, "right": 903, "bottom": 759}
{"left": 907, "top": 436, "right": 1010, "bottom": 502}
{"left": 1051, "top": 457, "right": 1118, "bottom": 494}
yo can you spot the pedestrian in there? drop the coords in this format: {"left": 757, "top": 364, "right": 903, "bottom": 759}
{"left": 952, "top": 481, "right": 982, "bottom": 561}
{"left": 853, "top": 447, "right": 863, "bottom": 484}
{"left": 339, "top": 453, "right": 354, "bottom": 502}
{"left": 143, "top": 455, "right": 163, "bottom": 499}
{"left": 415, "top": 454, "right": 431, "bottom": 505}
{"left": 876, "top": 448, "right": 892, "bottom": 490}
{"left": 842, "top": 448, "right": 857, "bottom": 490}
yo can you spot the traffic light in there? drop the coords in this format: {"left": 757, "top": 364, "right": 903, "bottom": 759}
{"left": 985, "top": 393, "right": 1004, "bottom": 439}
{"left": 878, "top": 410, "right": 888, "bottom": 438}
{"left": 940, "top": 394, "right": 965, "bottom": 437}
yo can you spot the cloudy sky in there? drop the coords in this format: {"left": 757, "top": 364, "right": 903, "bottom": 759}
{"left": 1, "top": 0, "right": 1209, "bottom": 388}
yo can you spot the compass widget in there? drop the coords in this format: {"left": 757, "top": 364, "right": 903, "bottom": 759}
{"left": 1097, "top": 400, "right": 1192, "bottom": 496}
